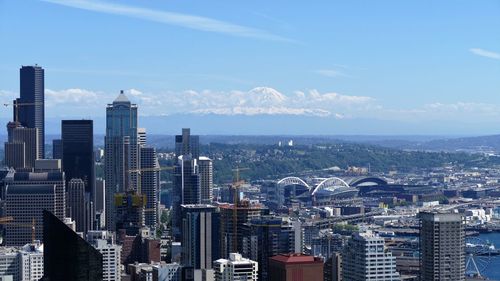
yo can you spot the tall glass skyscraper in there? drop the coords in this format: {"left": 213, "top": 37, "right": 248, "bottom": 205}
{"left": 18, "top": 65, "right": 45, "bottom": 159}
{"left": 104, "top": 91, "right": 139, "bottom": 231}
{"left": 62, "top": 120, "right": 95, "bottom": 198}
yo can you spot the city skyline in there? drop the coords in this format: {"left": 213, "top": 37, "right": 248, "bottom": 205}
{"left": 1, "top": 1, "right": 500, "bottom": 135}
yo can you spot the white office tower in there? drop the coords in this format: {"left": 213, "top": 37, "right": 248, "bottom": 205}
{"left": 0, "top": 242, "right": 43, "bottom": 281}
{"left": 86, "top": 231, "right": 122, "bottom": 281}
{"left": 342, "top": 231, "right": 400, "bottom": 281}
{"left": 198, "top": 157, "right": 213, "bottom": 204}
{"left": 213, "top": 253, "right": 258, "bottom": 281}
{"left": 19, "top": 242, "right": 44, "bottom": 281}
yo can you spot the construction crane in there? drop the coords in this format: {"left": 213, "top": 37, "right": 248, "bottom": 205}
{"left": 3, "top": 101, "right": 43, "bottom": 123}
{"left": 0, "top": 217, "right": 36, "bottom": 243}
{"left": 231, "top": 167, "right": 250, "bottom": 253}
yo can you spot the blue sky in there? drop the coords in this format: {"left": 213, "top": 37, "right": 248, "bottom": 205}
{"left": 1, "top": 0, "right": 500, "bottom": 134}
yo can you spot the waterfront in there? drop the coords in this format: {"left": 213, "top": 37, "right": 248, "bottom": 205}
{"left": 479, "top": 233, "right": 500, "bottom": 280}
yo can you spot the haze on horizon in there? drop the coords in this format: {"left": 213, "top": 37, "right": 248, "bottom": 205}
{"left": 1, "top": 0, "right": 499, "bottom": 135}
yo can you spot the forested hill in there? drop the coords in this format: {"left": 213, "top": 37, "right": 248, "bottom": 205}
{"left": 159, "top": 142, "right": 500, "bottom": 184}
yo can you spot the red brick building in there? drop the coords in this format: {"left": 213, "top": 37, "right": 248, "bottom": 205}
{"left": 268, "top": 254, "right": 324, "bottom": 281}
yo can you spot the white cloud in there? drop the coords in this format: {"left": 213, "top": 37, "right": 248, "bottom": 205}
{"left": 45, "top": 88, "right": 100, "bottom": 105}
{"left": 42, "top": 0, "right": 293, "bottom": 42}
{"left": 470, "top": 48, "right": 500, "bottom": 60}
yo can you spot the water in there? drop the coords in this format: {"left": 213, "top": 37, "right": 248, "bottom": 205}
{"left": 478, "top": 233, "right": 500, "bottom": 280}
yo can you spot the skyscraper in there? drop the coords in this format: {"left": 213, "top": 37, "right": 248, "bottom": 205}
{"left": 52, "top": 139, "right": 62, "bottom": 160}
{"left": 419, "top": 212, "right": 465, "bottom": 281}
{"left": 67, "top": 178, "right": 94, "bottom": 233}
{"left": 175, "top": 128, "right": 199, "bottom": 159}
{"left": 105, "top": 91, "right": 139, "bottom": 231}
{"left": 18, "top": 65, "right": 44, "bottom": 159}
{"left": 41, "top": 210, "right": 103, "bottom": 281}
{"left": 61, "top": 120, "right": 95, "bottom": 198}
{"left": 172, "top": 155, "right": 200, "bottom": 240}
{"left": 140, "top": 147, "right": 160, "bottom": 227}
{"left": 4, "top": 126, "right": 39, "bottom": 169}
{"left": 198, "top": 157, "right": 213, "bottom": 204}
{"left": 342, "top": 231, "right": 400, "bottom": 281}
{"left": 181, "top": 204, "right": 220, "bottom": 271}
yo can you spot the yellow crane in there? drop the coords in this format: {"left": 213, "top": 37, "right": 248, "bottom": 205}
{"left": 3, "top": 101, "right": 43, "bottom": 123}
{"left": 231, "top": 167, "right": 250, "bottom": 253}
{"left": 0, "top": 216, "right": 36, "bottom": 243}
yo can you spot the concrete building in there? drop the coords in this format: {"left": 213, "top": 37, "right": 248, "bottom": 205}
{"left": 324, "top": 252, "right": 342, "bottom": 281}
{"left": 152, "top": 263, "right": 181, "bottom": 281}
{"left": 67, "top": 178, "right": 92, "bottom": 233}
{"left": 0, "top": 242, "right": 44, "bottom": 281}
{"left": 268, "top": 254, "right": 324, "bottom": 281}
{"left": 0, "top": 247, "right": 20, "bottom": 281}
{"left": 198, "top": 157, "right": 213, "bottom": 204}
{"left": 105, "top": 91, "right": 139, "bottom": 231}
{"left": 213, "top": 253, "right": 258, "bottom": 281}
{"left": 419, "top": 212, "right": 465, "bottom": 281}
{"left": 342, "top": 231, "right": 400, "bottom": 281}
{"left": 92, "top": 238, "right": 122, "bottom": 281}
{"left": 17, "top": 65, "right": 45, "bottom": 158}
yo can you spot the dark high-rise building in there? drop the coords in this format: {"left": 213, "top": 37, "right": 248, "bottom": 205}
{"left": 172, "top": 155, "right": 200, "bottom": 240}
{"left": 140, "top": 147, "right": 160, "bottom": 227}
{"left": 175, "top": 128, "right": 199, "bottom": 159}
{"left": 61, "top": 120, "right": 95, "bottom": 198}
{"left": 181, "top": 204, "right": 220, "bottom": 270}
{"left": 105, "top": 91, "right": 139, "bottom": 231}
{"left": 242, "top": 216, "right": 296, "bottom": 281}
{"left": 419, "top": 212, "right": 465, "bottom": 281}
{"left": 41, "top": 210, "right": 103, "bottom": 281}
{"left": 18, "top": 65, "right": 44, "bottom": 158}
{"left": 52, "top": 139, "right": 62, "bottom": 160}
{"left": 67, "top": 178, "right": 92, "bottom": 233}
{"left": 268, "top": 254, "right": 324, "bottom": 281}
{"left": 4, "top": 126, "right": 39, "bottom": 169}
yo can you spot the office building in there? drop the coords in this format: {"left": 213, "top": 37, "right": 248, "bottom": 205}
{"left": 242, "top": 216, "right": 296, "bottom": 281}
{"left": 0, "top": 247, "right": 20, "bottom": 281}
{"left": 310, "top": 230, "right": 346, "bottom": 259}
{"left": 67, "top": 178, "right": 93, "bottom": 233}
{"left": 213, "top": 253, "right": 258, "bottom": 281}
{"left": 41, "top": 210, "right": 102, "bottom": 281}
{"left": 152, "top": 263, "right": 182, "bottom": 281}
{"left": 419, "top": 212, "right": 465, "bottom": 281}
{"left": 4, "top": 126, "right": 39, "bottom": 170}
{"left": 268, "top": 254, "right": 324, "bottom": 281}
{"left": 52, "top": 139, "right": 62, "bottom": 160}
{"left": 198, "top": 157, "right": 213, "bottom": 204}
{"left": 18, "top": 65, "right": 44, "bottom": 158}
{"left": 87, "top": 231, "right": 122, "bottom": 281}
{"left": 324, "top": 252, "right": 342, "bottom": 281}
{"left": 105, "top": 91, "right": 139, "bottom": 231}
{"left": 342, "top": 231, "right": 400, "bottom": 281}
{"left": 181, "top": 205, "right": 220, "bottom": 272}
{"left": 140, "top": 147, "right": 160, "bottom": 227}
{"left": 95, "top": 179, "right": 105, "bottom": 213}
{"left": 61, "top": 120, "right": 95, "bottom": 198}
{"left": 172, "top": 155, "right": 200, "bottom": 240}
{"left": 138, "top": 127, "right": 147, "bottom": 146}
{"left": 219, "top": 201, "right": 267, "bottom": 258}
{"left": 175, "top": 128, "right": 199, "bottom": 159}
